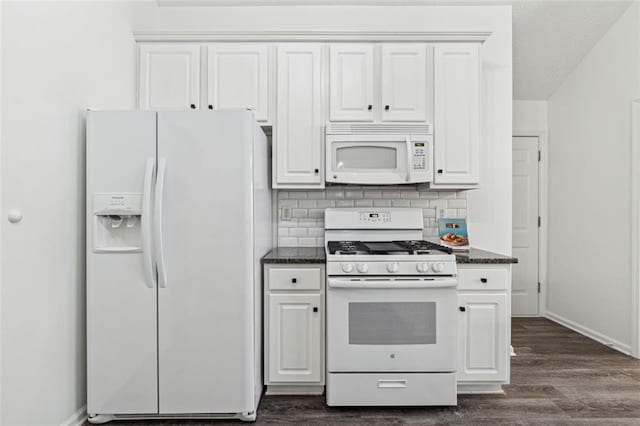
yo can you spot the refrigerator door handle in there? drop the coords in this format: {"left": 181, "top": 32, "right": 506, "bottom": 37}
{"left": 154, "top": 158, "right": 168, "bottom": 288}
{"left": 141, "top": 158, "right": 156, "bottom": 289}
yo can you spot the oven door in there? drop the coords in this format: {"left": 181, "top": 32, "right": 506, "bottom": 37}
{"left": 327, "top": 277, "right": 457, "bottom": 373}
{"left": 325, "top": 135, "right": 432, "bottom": 184}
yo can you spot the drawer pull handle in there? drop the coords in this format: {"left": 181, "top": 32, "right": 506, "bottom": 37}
{"left": 480, "top": 278, "right": 488, "bottom": 283}
{"left": 378, "top": 379, "right": 407, "bottom": 388}
{"left": 291, "top": 278, "right": 297, "bottom": 284}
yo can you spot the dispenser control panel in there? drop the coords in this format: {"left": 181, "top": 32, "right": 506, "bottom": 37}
{"left": 93, "top": 193, "right": 142, "bottom": 215}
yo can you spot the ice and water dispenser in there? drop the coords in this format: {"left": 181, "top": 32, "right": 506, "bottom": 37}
{"left": 93, "top": 193, "right": 143, "bottom": 252}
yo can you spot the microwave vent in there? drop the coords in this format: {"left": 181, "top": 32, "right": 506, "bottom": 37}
{"left": 327, "top": 123, "right": 432, "bottom": 135}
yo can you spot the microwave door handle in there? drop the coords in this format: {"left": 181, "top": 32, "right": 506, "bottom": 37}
{"left": 405, "top": 136, "right": 412, "bottom": 182}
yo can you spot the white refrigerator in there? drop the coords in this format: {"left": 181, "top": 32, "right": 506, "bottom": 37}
{"left": 86, "top": 110, "right": 271, "bottom": 423}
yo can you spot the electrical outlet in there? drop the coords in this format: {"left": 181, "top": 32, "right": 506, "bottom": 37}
{"left": 280, "top": 207, "right": 292, "bottom": 221}
{"left": 431, "top": 200, "right": 447, "bottom": 220}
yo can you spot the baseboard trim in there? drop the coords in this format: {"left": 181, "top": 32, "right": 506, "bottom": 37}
{"left": 545, "top": 311, "right": 631, "bottom": 355}
{"left": 61, "top": 405, "right": 87, "bottom": 426}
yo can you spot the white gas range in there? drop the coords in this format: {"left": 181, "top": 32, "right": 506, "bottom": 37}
{"left": 325, "top": 208, "right": 458, "bottom": 407}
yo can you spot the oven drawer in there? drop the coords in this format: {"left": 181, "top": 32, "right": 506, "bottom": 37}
{"left": 457, "top": 268, "right": 508, "bottom": 291}
{"left": 269, "top": 267, "right": 322, "bottom": 291}
{"left": 327, "top": 372, "right": 456, "bottom": 406}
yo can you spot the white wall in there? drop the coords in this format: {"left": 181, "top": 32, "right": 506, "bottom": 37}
{"left": 547, "top": 3, "right": 640, "bottom": 353}
{"left": 1, "top": 2, "right": 137, "bottom": 424}
{"left": 513, "top": 100, "right": 547, "bottom": 134}
{"left": 134, "top": 5, "right": 513, "bottom": 254}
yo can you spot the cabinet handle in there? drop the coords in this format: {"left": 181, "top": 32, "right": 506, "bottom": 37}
{"left": 480, "top": 278, "right": 488, "bottom": 283}
{"left": 367, "top": 105, "right": 373, "bottom": 111}
{"left": 314, "top": 168, "right": 319, "bottom": 175}
{"left": 313, "top": 307, "right": 318, "bottom": 313}
{"left": 384, "top": 105, "right": 390, "bottom": 111}
{"left": 190, "top": 104, "right": 196, "bottom": 109}
{"left": 459, "top": 306, "right": 466, "bottom": 312}
{"left": 291, "top": 278, "right": 297, "bottom": 284}
{"left": 437, "top": 169, "right": 443, "bottom": 174}
{"left": 208, "top": 105, "right": 213, "bottom": 110}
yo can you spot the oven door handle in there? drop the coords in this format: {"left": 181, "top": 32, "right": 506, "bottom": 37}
{"left": 328, "top": 278, "right": 457, "bottom": 289}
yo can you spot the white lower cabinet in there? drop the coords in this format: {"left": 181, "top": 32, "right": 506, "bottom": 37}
{"left": 456, "top": 265, "right": 511, "bottom": 393}
{"left": 264, "top": 264, "right": 325, "bottom": 394}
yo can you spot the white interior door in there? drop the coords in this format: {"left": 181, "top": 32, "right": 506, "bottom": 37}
{"left": 512, "top": 136, "right": 540, "bottom": 315}
{"left": 156, "top": 111, "right": 255, "bottom": 414}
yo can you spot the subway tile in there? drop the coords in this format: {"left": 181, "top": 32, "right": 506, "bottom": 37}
{"left": 336, "top": 200, "right": 355, "bottom": 207}
{"left": 355, "top": 199, "right": 373, "bottom": 207}
{"left": 279, "top": 199, "right": 298, "bottom": 208}
{"left": 392, "top": 200, "right": 411, "bottom": 207}
{"left": 307, "top": 208, "right": 325, "bottom": 218}
{"left": 307, "top": 228, "right": 324, "bottom": 237}
{"left": 307, "top": 190, "right": 325, "bottom": 200}
{"left": 326, "top": 189, "right": 345, "bottom": 199}
{"left": 344, "top": 190, "right": 364, "bottom": 199}
{"left": 288, "top": 191, "right": 308, "bottom": 199}
{"left": 289, "top": 228, "right": 307, "bottom": 237}
{"left": 373, "top": 199, "right": 392, "bottom": 207}
{"left": 456, "top": 191, "right": 467, "bottom": 199}
{"left": 291, "top": 208, "right": 308, "bottom": 218}
{"left": 423, "top": 208, "right": 436, "bottom": 218}
{"left": 457, "top": 208, "right": 467, "bottom": 217}
{"left": 297, "top": 218, "right": 318, "bottom": 228}
{"left": 298, "top": 237, "right": 318, "bottom": 247}
{"left": 277, "top": 191, "right": 288, "bottom": 199}
{"left": 363, "top": 190, "right": 382, "bottom": 199}
{"left": 278, "top": 228, "right": 289, "bottom": 237}
{"left": 298, "top": 199, "right": 316, "bottom": 208}
{"left": 410, "top": 199, "right": 431, "bottom": 208}
{"left": 400, "top": 191, "right": 419, "bottom": 199}
{"left": 316, "top": 199, "right": 336, "bottom": 208}
{"left": 278, "top": 219, "right": 298, "bottom": 228}
{"left": 278, "top": 237, "right": 297, "bottom": 247}
{"left": 382, "top": 190, "right": 400, "bottom": 199}
{"left": 419, "top": 191, "right": 440, "bottom": 199}
{"left": 438, "top": 192, "right": 456, "bottom": 199}
{"left": 447, "top": 199, "right": 466, "bottom": 209}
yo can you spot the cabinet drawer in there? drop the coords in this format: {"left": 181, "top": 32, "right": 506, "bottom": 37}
{"left": 457, "top": 269, "right": 508, "bottom": 291}
{"left": 327, "top": 372, "right": 456, "bottom": 406}
{"left": 269, "top": 268, "right": 322, "bottom": 291}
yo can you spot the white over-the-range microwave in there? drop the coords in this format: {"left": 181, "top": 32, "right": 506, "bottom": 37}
{"left": 325, "top": 122, "right": 433, "bottom": 185}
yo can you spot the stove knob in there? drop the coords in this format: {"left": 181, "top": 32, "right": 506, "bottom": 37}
{"left": 357, "top": 263, "right": 369, "bottom": 273}
{"left": 387, "top": 262, "right": 400, "bottom": 273}
{"left": 432, "top": 262, "right": 445, "bottom": 273}
{"left": 341, "top": 263, "right": 354, "bottom": 273}
{"left": 417, "top": 262, "right": 430, "bottom": 273}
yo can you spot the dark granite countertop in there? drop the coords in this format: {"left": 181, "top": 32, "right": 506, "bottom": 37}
{"left": 262, "top": 247, "right": 326, "bottom": 264}
{"left": 454, "top": 247, "right": 518, "bottom": 264}
{"left": 262, "top": 246, "right": 515, "bottom": 264}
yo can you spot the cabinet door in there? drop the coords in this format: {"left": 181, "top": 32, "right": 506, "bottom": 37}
{"left": 457, "top": 293, "right": 508, "bottom": 382}
{"left": 380, "top": 44, "right": 427, "bottom": 122}
{"left": 207, "top": 44, "right": 270, "bottom": 122}
{"left": 433, "top": 44, "right": 480, "bottom": 184}
{"left": 138, "top": 44, "right": 200, "bottom": 110}
{"left": 275, "top": 44, "right": 324, "bottom": 187}
{"left": 268, "top": 293, "right": 322, "bottom": 383}
{"left": 329, "top": 44, "right": 374, "bottom": 121}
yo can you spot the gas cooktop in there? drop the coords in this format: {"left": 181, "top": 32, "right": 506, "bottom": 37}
{"left": 327, "top": 240, "right": 453, "bottom": 255}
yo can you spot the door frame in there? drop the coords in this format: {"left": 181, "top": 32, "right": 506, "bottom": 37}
{"left": 631, "top": 100, "right": 640, "bottom": 358}
{"left": 512, "top": 132, "right": 548, "bottom": 317}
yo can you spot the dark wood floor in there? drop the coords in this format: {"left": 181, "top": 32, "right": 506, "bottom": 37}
{"left": 91, "top": 318, "right": 640, "bottom": 425}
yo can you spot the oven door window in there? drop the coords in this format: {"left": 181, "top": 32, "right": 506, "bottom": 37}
{"left": 334, "top": 145, "right": 398, "bottom": 170}
{"left": 348, "top": 302, "right": 436, "bottom": 345}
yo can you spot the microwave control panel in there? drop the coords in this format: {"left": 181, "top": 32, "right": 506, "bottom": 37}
{"left": 412, "top": 142, "right": 427, "bottom": 170}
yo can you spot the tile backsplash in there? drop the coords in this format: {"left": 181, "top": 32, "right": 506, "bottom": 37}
{"left": 276, "top": 185, "right": 467, "bottom": 247}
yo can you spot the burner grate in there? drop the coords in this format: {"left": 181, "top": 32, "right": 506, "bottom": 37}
{"left": 327, "top": 240, "right": 453, "bottom": 255}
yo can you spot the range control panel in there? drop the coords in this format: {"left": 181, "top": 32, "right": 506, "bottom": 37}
{"left": 359, "top": 212, "right": 391, "bottom": 223}
{"left": 412, "top": 142, "right": 427, "bottom": 170}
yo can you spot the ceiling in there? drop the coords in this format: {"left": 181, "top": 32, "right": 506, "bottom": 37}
{"left": 157, "top": 0, "right": 633, "bottom": 100}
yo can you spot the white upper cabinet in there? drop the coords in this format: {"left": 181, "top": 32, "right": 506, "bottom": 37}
{"left": 433, "top": 43, "right": 480, "bottom": 185}
{"left": 329, "top": 44, "right": 375, "bottom": 121}
{"left": 381, "top": 44, "right": 428, "bottom": 122}
{"left": 274, "top": 43, "right": 324, "bottom": 188}
{"left": 206, "top": 44, "right": 271, "bottom": 122}
{"left": 138, "top": 44, "right": 200, "bottom": 110}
